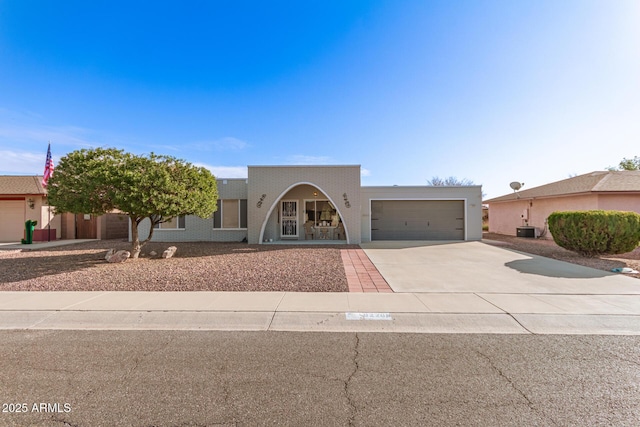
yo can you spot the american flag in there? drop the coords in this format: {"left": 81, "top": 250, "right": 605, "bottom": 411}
{"left": 42, "top": 143, "right": 54, "bottom": 187}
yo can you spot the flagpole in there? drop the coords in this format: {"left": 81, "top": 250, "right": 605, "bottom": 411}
{"left": 44, "top": 141, "right": 52, "bottom": 242}
{"left": 48, "top": 141, "right": 51, "bottom": 242}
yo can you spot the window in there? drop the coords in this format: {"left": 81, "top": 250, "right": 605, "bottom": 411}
{"left": 214, "top": 199, "right": 247, "bottom": 229}
{"left": 305, "top": 200, "right": 338, "bottom": 226}
{"left": 154, "top": 216, "right": 186, "bottom": 229}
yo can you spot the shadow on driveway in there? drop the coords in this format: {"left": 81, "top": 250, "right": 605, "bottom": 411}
{"left": 504, "top": 258, "right": 617, "bottom": 279}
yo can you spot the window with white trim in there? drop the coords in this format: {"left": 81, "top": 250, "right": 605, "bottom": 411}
{"left": 154, "top": 216, "right": 186, "bottom": 229}
{"left": 213, "top": 199, "right": 247, "bottom": 229}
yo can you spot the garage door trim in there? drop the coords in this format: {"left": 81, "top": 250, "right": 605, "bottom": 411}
{"left": 369, "top": 198, "right": 467, "bottom": 241}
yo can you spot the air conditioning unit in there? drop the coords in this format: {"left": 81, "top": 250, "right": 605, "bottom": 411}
{"left": 516, "top": 226, "right": 536, "bottom": 238}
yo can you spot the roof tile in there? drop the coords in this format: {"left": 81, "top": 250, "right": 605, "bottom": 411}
{"left": 0, "top": 176, "right": 46, "bottom": 195}
{"left": 484, "top": 171, "right": 640, "bottom": 203}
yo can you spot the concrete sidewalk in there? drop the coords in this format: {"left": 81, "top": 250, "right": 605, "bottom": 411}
{"left": 1, "top": 291, "right": 639, "bottom": 335}
{"left": 1, "top": 239, "right": 639, "bottom": 334}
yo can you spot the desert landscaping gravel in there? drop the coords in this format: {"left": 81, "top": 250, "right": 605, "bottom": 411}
{"left": 1, "top": 234, "right": 638, "bottom": 292}
{"left": 0, "top": 240, "right": 357, "bottom": 292}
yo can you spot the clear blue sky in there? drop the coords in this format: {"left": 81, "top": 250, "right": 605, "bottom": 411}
{"left": 1, "top": 0, "right": 638, "bottom": 199}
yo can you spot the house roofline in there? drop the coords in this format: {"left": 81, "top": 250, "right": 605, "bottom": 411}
{"left": 483, "top": 190, "right": 640, "bottom": 204}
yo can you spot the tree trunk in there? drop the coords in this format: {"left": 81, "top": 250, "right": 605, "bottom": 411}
{"left": 130, "top": 217, "right": 142, "bottom": 259}
{"left": 129, "top": 216, "right": 155, "bottom": 259}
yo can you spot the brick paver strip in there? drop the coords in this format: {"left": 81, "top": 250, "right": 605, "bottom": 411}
{"left": 340, "top": 249, "right": 393, "bottom": 293}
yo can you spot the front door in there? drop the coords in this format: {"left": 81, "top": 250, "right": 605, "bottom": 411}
{"left": 281, "top": 200, "right": 298, "bottom": 238}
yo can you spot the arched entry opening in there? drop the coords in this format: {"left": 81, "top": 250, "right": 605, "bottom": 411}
{"left": 258, "top": 182, "right": 350, "bottom": 244}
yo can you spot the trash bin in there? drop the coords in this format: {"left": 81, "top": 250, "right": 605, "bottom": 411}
{"left": 22, "top": 220, "right": 37, "bottom": 244}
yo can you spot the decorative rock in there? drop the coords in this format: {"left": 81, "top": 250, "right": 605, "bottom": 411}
{"left": 105, "top": 249, "right": 116, "bottom": 261}
{"left": 162, "top": 246, "right": 177, "bottom": 259}
{"left": 106, "top": 250, "right": 130, "bottom": 263}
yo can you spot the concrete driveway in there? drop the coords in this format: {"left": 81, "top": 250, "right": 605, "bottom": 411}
{"left": 360, "top": 241, "right": 640, "bottom": 295}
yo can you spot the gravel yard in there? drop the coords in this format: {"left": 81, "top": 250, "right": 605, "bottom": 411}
{"left": 2, "top": 234, "right": 638, "bottom": 291}
{"left": 0, "top": 240, "right": 356, "bottom": 292}
{"left": 483, "top": 232, "right": 640, "bottom": 279}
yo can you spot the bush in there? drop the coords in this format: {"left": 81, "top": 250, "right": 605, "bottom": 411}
{"left": 548, "top": 210, "right": 640, "bottom": 257}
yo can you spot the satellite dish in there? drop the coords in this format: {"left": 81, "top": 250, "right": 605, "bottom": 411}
{"left": 510, "top": 182, "right": 523, "bottom": 191}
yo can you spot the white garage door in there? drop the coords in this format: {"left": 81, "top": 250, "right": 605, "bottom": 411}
{"left": 371, "top": 200, "right": 464, "bottom": 240}
{"left": 0, "top": 200, "right": 25, "bottom": 242}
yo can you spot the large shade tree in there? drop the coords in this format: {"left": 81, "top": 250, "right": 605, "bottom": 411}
{"left": 47, "top": 148, "right": 218, "bottom": 258}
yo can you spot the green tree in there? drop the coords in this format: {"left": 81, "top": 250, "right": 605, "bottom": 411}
{"left": 47, "top": 148, "right": 218, "bottom": 258}
{"left": 607, "top": 156, "right": 640, "bottom": 171}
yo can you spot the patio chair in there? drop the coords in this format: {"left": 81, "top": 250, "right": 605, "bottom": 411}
{"left": 304, "top": 221, "right": 315, "bottom": 240}
{"left": 319, "top": 227, "right": 329, "bottom": 239}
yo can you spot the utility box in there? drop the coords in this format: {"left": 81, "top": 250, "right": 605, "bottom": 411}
{"left": 516, "top": 226, "right": 536, "bottom": 238}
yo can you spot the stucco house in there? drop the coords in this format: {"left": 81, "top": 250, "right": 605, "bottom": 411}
{"left": 0, "top": 175, "right": 128, "bottom": 242}
{"left": 136, "top": 165, "right": 483, "bottom": 244}
{"left": 484, "top": 170, "right": 640, "bottom": 239}
{"left": 0, "top": 175, "right": 59, "bottom": 242}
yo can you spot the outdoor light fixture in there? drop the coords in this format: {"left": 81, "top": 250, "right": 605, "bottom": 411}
{"left": 27, "top": 198, "right": 35, "bottom": 209}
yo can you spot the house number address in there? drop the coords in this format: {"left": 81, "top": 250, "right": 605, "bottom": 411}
{"left": 343, "top": 193, "right": 351, "bottom": 208}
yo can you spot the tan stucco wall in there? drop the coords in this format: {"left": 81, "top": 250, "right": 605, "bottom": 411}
{"left": 597, "top": 194, "right": 640, "bottom": 212}
{"left": 488, "top": 194, "right": 600, "bottom": 238}
{"left": 360, "top": 186, "right": 483, "bottom": 242}
{"left": 39, "top": 202, "right": 61, "bottom": 239}
{"left": 247, "top": 166, "right": 361, "bottom": 244}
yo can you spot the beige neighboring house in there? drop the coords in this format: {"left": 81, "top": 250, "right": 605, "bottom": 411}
{"left": 0, "top": 175, "right": 128, "bottom": 243}
{"left": 484, "top": 171, "right": 640, "bottom": 239}
{"left": 0, "top": 175, "right": 60, "bottom": 242}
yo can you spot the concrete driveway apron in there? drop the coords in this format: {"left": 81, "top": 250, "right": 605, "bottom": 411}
{"left": 360, "top": 241, "right": 640, "bottom": 334}
{"left": 360, "top": 241, "right": 640, "bottom": 295}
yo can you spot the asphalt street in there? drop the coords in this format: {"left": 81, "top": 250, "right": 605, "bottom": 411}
{"left": 1, "top": 331, "right": 639, "bottom": 426}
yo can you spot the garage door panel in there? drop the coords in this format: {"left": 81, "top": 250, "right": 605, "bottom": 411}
{"left": 371, "top": 200, "right": 464, "bottom": 241}
{"left": 0, "top": 200, "right": 25, "bottom": 242}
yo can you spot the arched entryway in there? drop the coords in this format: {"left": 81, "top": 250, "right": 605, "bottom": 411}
{"left": 258, "top": 182, "right": 350, "bottom": 244}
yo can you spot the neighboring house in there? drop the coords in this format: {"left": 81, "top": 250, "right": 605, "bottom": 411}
{"left": 136, "top": 165, "right": 483, "bottom": 244}
{"left": 0, "top": 175, "right": 128, "bottom": 242}
{"left": 59, "top": 211, "right": 129, "bottom": 240}
{"left": 0, "top": 175, "right": 60, "bottom": 242}
{"left": 484, "top": 170, "right": 640, "bottom": 239}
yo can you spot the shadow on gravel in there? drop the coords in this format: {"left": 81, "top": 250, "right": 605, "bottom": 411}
{"left": 0, "top": 253, "right": 106, "bottom": 283}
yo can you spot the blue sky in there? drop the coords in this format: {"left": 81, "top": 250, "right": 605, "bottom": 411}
{"left": 1, "top": 0, "right": 638, "bottom": 199}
